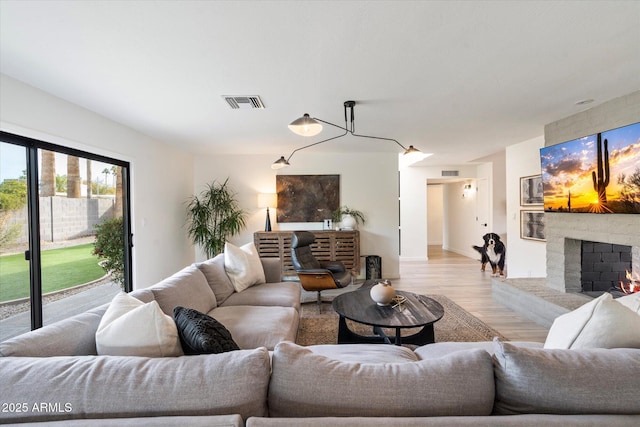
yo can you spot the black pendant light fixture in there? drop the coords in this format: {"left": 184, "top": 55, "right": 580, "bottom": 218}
{"left": 272, "top": 100, "right": 424, "bottom": 169}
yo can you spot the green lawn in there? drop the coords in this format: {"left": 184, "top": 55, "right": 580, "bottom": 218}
{"left": 0, "top": 244, "right": 105, "bottom": 302}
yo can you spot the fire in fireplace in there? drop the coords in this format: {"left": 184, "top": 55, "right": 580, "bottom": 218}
{"left": 620, "top": 270, "right": 640, "bottom": 294}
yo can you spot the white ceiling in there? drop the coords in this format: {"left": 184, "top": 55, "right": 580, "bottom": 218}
{"left": 1, "top": 1, "right": 639, "bottom": 166}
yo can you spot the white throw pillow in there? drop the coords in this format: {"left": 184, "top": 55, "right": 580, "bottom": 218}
{"left": 617, "top": 292, "right": 640, "bottom": 314}
{"left": 544, "top": 293, "right": 640, "bottom": 349}
{"left": 224, "top": 242, "right": 266, "bottom": 292}
{"left": 96, "top": 292, "right": 183, "bottom": 357}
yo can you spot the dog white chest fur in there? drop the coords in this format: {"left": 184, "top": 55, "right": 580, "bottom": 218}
{"left": 486, "top": 244, "right": 502, "bottom": 264}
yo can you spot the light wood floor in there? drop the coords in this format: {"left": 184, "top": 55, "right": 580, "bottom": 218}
{"left": 392, "top": 246, "right": 549, "bottom": 343}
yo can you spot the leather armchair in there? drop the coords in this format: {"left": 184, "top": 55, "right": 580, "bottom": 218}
{"left": 291, "top": 231, "right": 352, "bottom": 310}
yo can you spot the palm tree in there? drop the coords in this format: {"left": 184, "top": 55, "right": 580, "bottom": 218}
{"left": 67, "top": 155, "right": 81, "bottom": 198}
{"left": 114, "top": 166, "right": 123, "bottom": 218}
{"left": 102, "top": 168, "right": 110, "bottom": 190}
{"left": 40, "top": 150, "right": 56, "bottom": 197}
{"left": 86, "top": 159, "right": 92, "bottom": 198}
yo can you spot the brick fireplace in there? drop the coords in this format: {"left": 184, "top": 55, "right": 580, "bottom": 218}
{"left": 580, "top": 241, "right": 632, "bottom": 292}
{"left": 545, "top": 213, "right": 640, "bottom": 294}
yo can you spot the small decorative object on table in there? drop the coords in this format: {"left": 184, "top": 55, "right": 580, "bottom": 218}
{"left": 391, "top": 295, "right": 407, "bottom": 311}
{"left": 370, "top": 279, "right": 396, "bottom": 306}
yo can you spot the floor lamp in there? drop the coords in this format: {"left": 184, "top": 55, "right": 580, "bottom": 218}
{"left": 258, "top": 193, "right": 277, "bottom": 232}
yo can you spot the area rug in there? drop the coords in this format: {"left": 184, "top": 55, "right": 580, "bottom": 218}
{"left": 296, "top": 294, "right": 507, "bottom": 346}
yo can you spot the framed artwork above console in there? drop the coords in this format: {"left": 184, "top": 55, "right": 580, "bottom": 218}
{"left": 276, "top": 174, "right": 340, "bottom": 222}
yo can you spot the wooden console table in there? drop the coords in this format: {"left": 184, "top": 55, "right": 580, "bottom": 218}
{"left": 253, "top": 230, "right": 360, "bottom": 278}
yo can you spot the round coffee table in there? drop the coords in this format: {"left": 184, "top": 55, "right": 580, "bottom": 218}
{"left": 332, "top": 285, "right": 444, "bottom": 346}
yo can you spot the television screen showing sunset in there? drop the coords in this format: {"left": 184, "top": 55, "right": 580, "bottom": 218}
{"left": 540, "top": 122, "right": 640, "bottom": 214}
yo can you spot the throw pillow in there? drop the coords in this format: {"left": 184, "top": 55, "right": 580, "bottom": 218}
{"left": 96, "top": 292, "right": 183, "bottom": 357}
{"left": 173, "top": 306, "right": 240, "bottom": 354}
{"left": 617, "top": 292, "right": 640, "bottom": 314}
{"left": 224, "top": 242, "right": 266, "bottom": 292}
{"left": 544, "top": 292, "right": 640, "bottom": 349}
{"left": 196, "top": 253, "right": 236, "bottom": 305}
{"left": 150, "top": 264, "right": 217, "bottom": 316}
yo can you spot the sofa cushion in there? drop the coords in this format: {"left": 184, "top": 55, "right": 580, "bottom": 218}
{"left": 221, "top": 281, "right": 301, "bottom": 312}
{"left": 0, "top": 304, "right": 107, "bottom": 357}
{"left": 268, "top": 342, "right": 494, "bottom": 417}
{"left": 151, "top": 264, "right": 217, "bottom": 316}
{"left": 260, "top": 257, "right": 283, "bottom": 283}
{"left": 174, "top": 306, "right": 239, "bottom": 354}
{"left": 493, "top": 339, "right": 640, "bottom": 415}
{"left": 0, "top": 348, "right": 271, "bottom": 423}
{"left": 196, "top": 253, "right": 236, "bottom": 305}
{"left": 96, "top": 292, "right": 182, "bottom": 357}
{"left": 210, "top": 306, "right": 298, "bottom": 350}
{"left": 415, "top": 341, "right": 543, "bottom": 359}
{"left": 245, "top": 415, "right": 640, "bottom": 427}
{"left": 306, "top": 343, "right": 419, "bottom": 363}
{"left": 617, "top": 292, "right": 640, "bottom": 314}
{"left": 26, "top": 415, "right": 244, "bottom": 426}
{"left": 544, "top": 293, "right": 640, "bottom": 349}
{"left": 129, "top": 287, "right": 155, "bottom": 303}
{"left": 224, "top": 242, "right": 266, "bottom": 292}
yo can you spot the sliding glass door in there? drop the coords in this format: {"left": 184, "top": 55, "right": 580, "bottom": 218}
{"left": 0, "top": 141, "right": 31, "bottom": 338}
{"left": 0, "top": 132, "right": 132, "bottom": 341}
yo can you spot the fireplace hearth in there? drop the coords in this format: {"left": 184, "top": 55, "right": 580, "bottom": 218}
{"left": 545, "top": 212, "right": 640, "bottom": 294}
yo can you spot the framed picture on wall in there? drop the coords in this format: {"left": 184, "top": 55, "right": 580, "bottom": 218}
{"left": 276, "top": 174, "right": 340, "bottom": 222}
{"left": 520, "top": 210, "right": 545, "bottom": 242}
{"left": 520, "top": 174, "right": 544, "bottom": 206}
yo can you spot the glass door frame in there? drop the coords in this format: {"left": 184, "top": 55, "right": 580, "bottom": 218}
{"left": 0, "top": 131, "right": 133, "bottom": 331}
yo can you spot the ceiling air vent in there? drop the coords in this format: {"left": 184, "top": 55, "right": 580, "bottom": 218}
{"left": 223, "top": 95, "right": 265, "bottom": 109}
{"left": 441, "top": 170, "right": 459, "bottom": 177}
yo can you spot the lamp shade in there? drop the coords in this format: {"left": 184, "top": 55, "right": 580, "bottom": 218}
{"left": 288, "top": 113, "right": 323, "bottom": 137}
{"left": 402, "top": 145, "right": 421, "bottom": 156}
{"left": 258, "top": 193, "right": 277, "bottom": 209}
{"left": 271, "top": 156, "right": 290, "bottom": 169}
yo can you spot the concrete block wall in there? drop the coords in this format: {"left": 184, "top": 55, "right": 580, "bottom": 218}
{"left": 6, "top": 196, "right": 115, "bottom": 245}
{"left": 544, "top": 91, "right": 640, "bottom": 292}
{"left": 545, "top": 91, "right": 640, "bottom": 145}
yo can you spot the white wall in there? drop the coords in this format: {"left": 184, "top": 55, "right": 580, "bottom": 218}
{"left": 193, "top": 151, "right": 401, "bottom": 278}
{"left": 0, "top": 74, "right": 195, "bottom": 289}
{"left": 400, "top": 163, "right": 480, "bottom": 260}
{"left": 505, "top": 135, "right": 547, "bottom": 278}
{"left": 399, "top": 165, "right": 428, "bottom": 260}
{"left": 426, "top": 185, "right": 443, "bottom": 245}
{"left": 442, "top": 180, "right": 479, "bottom": 258}
{"left": 475, "top": 150, "right": 507, "bottom": 238}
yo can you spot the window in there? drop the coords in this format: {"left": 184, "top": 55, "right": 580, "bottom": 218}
{"left": 0, "top": 132, "right": 132, "bottom": 341}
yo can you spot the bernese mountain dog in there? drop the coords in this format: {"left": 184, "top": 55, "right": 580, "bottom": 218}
{"left": 472, "top": 233, "right": 506, "bottom": 277}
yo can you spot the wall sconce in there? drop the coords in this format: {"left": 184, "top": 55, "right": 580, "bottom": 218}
{"left": 258, "top": 193, "right": 277, "bottom": 231}
{"left": 463, "top": 184, "right": 473, "bottom": 198}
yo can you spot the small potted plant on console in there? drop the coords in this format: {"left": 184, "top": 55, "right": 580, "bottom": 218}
{"left": 332, "top": 206, "right": 366, "bottom": 230}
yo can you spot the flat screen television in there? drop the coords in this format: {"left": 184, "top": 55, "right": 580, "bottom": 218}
{"left": 540, "top": 121, "right": 640, "bottom": 214}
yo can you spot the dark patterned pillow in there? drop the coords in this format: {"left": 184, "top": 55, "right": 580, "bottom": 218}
{"left": 173, "top": 306, "right": 240, "bottom": 354}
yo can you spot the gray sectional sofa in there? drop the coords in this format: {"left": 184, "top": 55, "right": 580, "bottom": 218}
{"left": 0, "top": 255, "right": 300, "bottom": 358}
{"left": 2, "top": 254, "right": 639, "bottom": 426}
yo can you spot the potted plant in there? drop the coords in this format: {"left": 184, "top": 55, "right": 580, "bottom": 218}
{"left": 332, "top": 206, "right": 366, "bottom": 230}
{"left": 185, "top": 178, "right": 246, "bottom": 258}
